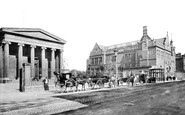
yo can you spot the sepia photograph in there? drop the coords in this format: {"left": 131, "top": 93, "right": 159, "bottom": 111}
{"left": 0, "top": 0, "right": 185, "bottom": 115}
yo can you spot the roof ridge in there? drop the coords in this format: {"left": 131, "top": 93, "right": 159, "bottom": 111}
{"left": 106, "top": 40, "right": 140, "bottom": 49}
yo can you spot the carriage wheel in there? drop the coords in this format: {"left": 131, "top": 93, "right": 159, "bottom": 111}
{"left": 60, "top": 85, "right": 67, "bottom": 93}
{"left": 55, "top": 83, "right": 66, "bottom": 93}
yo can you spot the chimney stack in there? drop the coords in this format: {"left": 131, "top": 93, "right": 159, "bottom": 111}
{"left": 143, "top": 26, "right": 147, "bottom": 36}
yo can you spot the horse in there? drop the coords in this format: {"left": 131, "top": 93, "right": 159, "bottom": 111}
{"left": 53, "top": 71, "right": 66, "bottom": 89}
{"left": 53, "top": 71, "right": 77, "bottom": 93}
{"left": 118, "top": 77, "right": 129, "bottom": 86}
{"left": 64, "top": 77, "right": 78, "bottom": 92}
{"left": 87, "top": 76, "right": 107, "bottom": 89}
{"left": 118, "top": 75, "right": 135, "bottom": 86}
{"left": 138, "top": 74, "right": 147, "bottom": 83}
{"left": 166, "top": 76, "right": 173, "bottom": 81}
{"left": 96, "top": 76, "right": 110, "bottom": 88}
{"left": 87, "top": 77, "right": 100, "bottom": 89}
{"left": 75, "top": 78, "right": 87, "bottom": 91}
{"left": 127, "top": 75, "right": 135, "bottom": 86}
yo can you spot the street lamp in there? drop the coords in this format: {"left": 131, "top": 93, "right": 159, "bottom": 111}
{"left": 114, "top": 48, "right": 118, "bottom": 87}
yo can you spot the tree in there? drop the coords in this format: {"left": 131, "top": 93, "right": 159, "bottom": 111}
{"left": 98, "top": 63, "right": 116, "bottom": 77}
{"left": 70, "top": 69, "right": 87, "bottom": 79}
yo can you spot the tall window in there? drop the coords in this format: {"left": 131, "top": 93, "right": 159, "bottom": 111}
{"left": 99, "top": 57, "right": 102, "bottom": 64}
{"left": 129, "top": 54, "right": 131, "bottom": 62}
{"left": 91, "top": 58, "right": 94, "bottom": 65}
{"left": 95, "top": 57, "right": 98, "bottom": 65}
{"left": 112, "top": 56, "right": 116, "bottom": 62}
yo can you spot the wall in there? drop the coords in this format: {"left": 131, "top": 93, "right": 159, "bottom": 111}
{"left": 9, "top": 55, "right": 28, "bottom": 81}
{"left": 176, "top": 57, "right": 183, "bottom": 72}
{"left": 9, "top": 55, "right": 17, "bottom": 80}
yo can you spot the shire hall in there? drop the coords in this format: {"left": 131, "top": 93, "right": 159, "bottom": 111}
{"left": 0, "top": 28, "right": 66, "bottom": 83}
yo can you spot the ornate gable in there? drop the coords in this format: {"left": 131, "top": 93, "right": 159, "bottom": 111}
{"left": 90, "top": 43, "right": 103, "bottom": 56}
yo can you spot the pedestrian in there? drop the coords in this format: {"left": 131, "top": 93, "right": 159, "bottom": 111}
{"left": 43, "top": 77, "right": 49, "bottom": 91}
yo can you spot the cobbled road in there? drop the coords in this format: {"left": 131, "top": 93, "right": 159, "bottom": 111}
{"left": 52, "top": 81, "right": 185, "bottom": 115}
{"left": 1, "top": 81, "right": 185, "bottom": 115}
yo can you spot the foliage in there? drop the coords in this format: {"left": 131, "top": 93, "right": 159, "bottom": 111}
{"left": 97, "top": 63, "right": 116, "bottom": 77}
{"left": 70, "top": 69, "right": 87, "bottom": 79}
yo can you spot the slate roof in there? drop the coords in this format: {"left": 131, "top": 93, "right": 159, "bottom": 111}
{"left": 97, "top": 40, "right": 139, "bottom": 52}
{"left": 97, "top": 36, "right": 170, "bottom": 52}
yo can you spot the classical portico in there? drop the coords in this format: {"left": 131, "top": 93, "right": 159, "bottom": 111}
{"left": 0, "top": 28, "right": 66, "bottom": 83}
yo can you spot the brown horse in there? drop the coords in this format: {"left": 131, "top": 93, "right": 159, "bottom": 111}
{"left": 118, "top": 75, "right": 135, "bottom": 86}
{"left": 53, "top": 71, "right": 65, "bottom": 88}
{"left": 64, "top": 77, "right": 77, "bottom": 92}
{"left": 75, "top": 78, "right": 87, "bottom": 91}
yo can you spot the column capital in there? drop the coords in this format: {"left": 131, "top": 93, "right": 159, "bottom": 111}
{"left": 60, "top": 49, "right": 64, "bottom": 53}
{"left": 30, "top": 45, "right": 36, "bottom": 48}
{"left": 2, "top": 40, "right": 11, "bottom": 44}
{"left": 18, "top": 43, "right": 25, "bottom": 46}
{"left": 51, "top": 48, "right": 56, "bottom": 51}
{"left": 41, "top": 46, "right": 47, "bottom": 50}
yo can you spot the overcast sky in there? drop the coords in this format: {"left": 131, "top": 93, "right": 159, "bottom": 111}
{"left": 0, "top": 0, "right": 185, "bottom": 71}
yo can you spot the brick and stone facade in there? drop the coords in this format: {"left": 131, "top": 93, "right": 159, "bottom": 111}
{"left": 0, "top": 28, "right": 66, "bottom": 83}
{"left": 175, "top": 53, "right": 185, "bottom": 80}
{"left": 87, "top": 26, "right": 176, "bottom": 81}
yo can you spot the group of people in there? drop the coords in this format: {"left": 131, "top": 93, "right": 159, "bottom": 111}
{"left": 42, "top": 71, "right": 151, "bottom": 92}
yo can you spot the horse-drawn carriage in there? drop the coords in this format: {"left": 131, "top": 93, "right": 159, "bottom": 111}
{"left": 53, "top": 71, "right": 87, "bottom": 92}
{"left": 87, "top": 75, "right": 111, "bottom": 89}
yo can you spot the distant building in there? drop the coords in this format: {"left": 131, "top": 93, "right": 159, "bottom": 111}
{"left": 176, "top": 53, "right": 185, "bottom": 80}
{"left": 0, "top": 28, "right": 66, "bottom": 83}
{"left": 87, "top": 26, "right": 176, "bottom": 81}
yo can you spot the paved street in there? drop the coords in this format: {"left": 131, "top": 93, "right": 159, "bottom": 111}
{"left": 1, "top": 80, "right": 185, "bottom": 115}
{"left": 54, "top": 81, "right": 185, "bottom": 115}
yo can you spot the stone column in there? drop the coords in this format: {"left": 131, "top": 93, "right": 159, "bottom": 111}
{"left": 59, "top": 49, "right": 64, "bottom": 73}
{"left": 41, "top": 46, "right": 46, "bottom": 78}
{"left": 103, "top": 52, "right": 106, "bottom": 64}
{"left": 2, "top": 41, "right": 11, "bottom": 82}
{"left": 0, "top": 43, "right": 3, "bottom": 81}
{"left": 55, "top": 55, "right": 59, "bottom": 73}
{"left": 18, "top": 43, "right": 24, "bottom": 79}
{"left": 114, "top": 48, "right": 118, "bottom": 87}
{"left": 30, "top": 45, "right": 36, "bottom": 79}
{"left": 51, "top": 48, "right": 56, "bottom": 78}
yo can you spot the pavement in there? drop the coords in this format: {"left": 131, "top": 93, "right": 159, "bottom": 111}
{"left": 0, "top": 82, "right": 91, "bottom": 115}
{"left": 0, "top": 82, "right": 130, "bottom": 115}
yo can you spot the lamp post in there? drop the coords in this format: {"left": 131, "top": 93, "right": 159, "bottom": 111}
{"left": 114, "top": 48, "right": 118, "bottom": 87}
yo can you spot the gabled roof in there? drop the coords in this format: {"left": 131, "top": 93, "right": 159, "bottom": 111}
{"left": 140, "top": 35, "right": 152, "bottom": 41}
{"left": 0, "top": 27, "right": 66, "bottom": 44}
{"left": 98, "top": 45, "right": 106, "bottom": 51}
{"left": 90, "top": 43, "right": 109, "bottom": 56}
{"left": 155, "top": 37, "right": 166, "bottom": 45}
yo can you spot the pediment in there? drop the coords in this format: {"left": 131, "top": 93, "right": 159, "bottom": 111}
{"left": 1, "top": 28, "right": 66, "bottom": 44}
